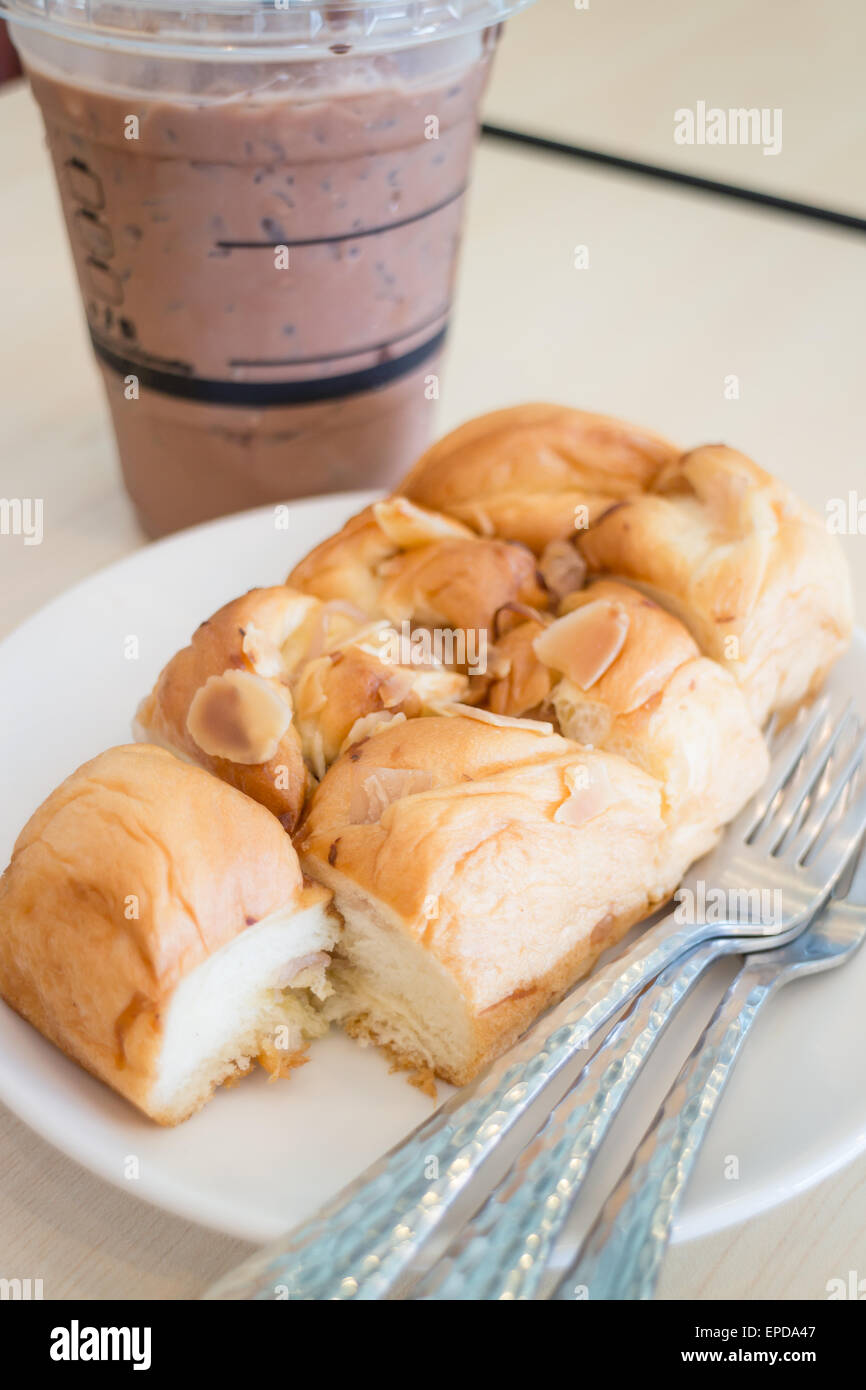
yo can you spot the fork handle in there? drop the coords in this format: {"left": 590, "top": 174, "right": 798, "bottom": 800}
{"left": 425, "top": 941, "right": 725, "bottom": 1301}
{"left": 205, "top": 907, "right": 721, "bottom": 1301}
{"left": 553, "top": 959, "right": 781, "bottom": 1301}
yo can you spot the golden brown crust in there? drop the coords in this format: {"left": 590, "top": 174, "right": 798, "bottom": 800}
{"left": 298, "top": 712, "right": 579, "bottom": 837}
{"left": 398, "top": 404, "right": 681, "bottom": 552}
{"left": 287, "top": 505, "right": 397, "bottom": 612}
{"left": 556, "top": 581, "right": 699, "bottom": 709}
{"left": 0, "top": 745, "right": 304, "bottom": 1122}
{"left": 136, "top": 581, "right": 467, "bottom": 822}
{"left": 579, "top": 445, "right": 854, "bottom": 723}
{"left": 486, "top": 617, "right": 555, "bottom": 717}
{"left": 292, "top": 646, "right": 441, "bottom": 768}
{"left": 488, "top": 580, "right": 701, "bottom": 720}
{"left": 136, "top": 586, "right": 309, "bottom": 827}
{"left": 376, "top": 536, "right": 546, "bottom": 634}
{"left": 484, "top": 579, "right": 768, "bottom": 863}
{"left": 299, "top": 715, "right": 672, "bottom": 1081}
{"left": 287, "top": 498, "right": 548, "bottom": 635}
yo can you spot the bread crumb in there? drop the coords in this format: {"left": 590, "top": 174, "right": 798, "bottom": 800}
{"left": 387, "top": 1053, "right": 438, "bottom": 1099}
{"left": 221, "top": 1058, "right": 253, "bottom": 1090}
{"left": 258, "top": 1043, "right": 310, "bottom": 1081}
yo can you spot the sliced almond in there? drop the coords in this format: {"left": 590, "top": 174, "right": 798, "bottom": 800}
{"left": 331, "top": 618, "right": 394, "bottom": 655}
{"left": 411, "top": 669, "right": 467, "bottom": 706}
{"left": 302, "top": 600, "right": 368, "bottom": 662}
{"left": 348, "top": 766, "right": 435, "bottom": 825}
{"left": 373, "top": 497, "right": 473, "bottom": 548}
{"left": 486, "top": 625, "right": 552, "bottom": 716}
{"left": 242, "top": 623, "right": 286, "bottom": 679}
{"left": 305, "top": 728, "right": 327, "bottom": 782}
{"left": 278, "top": 592, "right": 323, "bottom": 634}
{"left": 378, "top": 669, "right": 416, "bottom": 710}
{"left": 278, "top": 594, "right": 327, "bottom": 671}
{"left": 292, "top": 658, "right": 329, "bottom": 718}
{"left": 339, "top": 710, "right": 407, "bottom": 753}
{"left": 186, "top": 670, "right": 292, "bottom": 764}
{"left": 533, "top": 600, "right": 630, "bottom": 690}
{"left": 538, "top": 539, "right": 587, "bottom": 602}
{"left": 493, "top": 601, "right": 551, "bottom": 638}
{"left": 427, "top": 701, "right": 554, "bottom": 734}
{"left": 553, "top": 761, "right": 615, "bottom": 825}
{"left": 462, "top": 502, "right": 495, "bottom": 536}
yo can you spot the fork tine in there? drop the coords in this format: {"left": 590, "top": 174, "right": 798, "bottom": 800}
{"left": 829, "top": 828, "right": 866, "bottom": 901}
{"left": 778, "top": 713, "right": 862, "bottom": 847}
{"left": 790, "top": 731, "right": 866, "bottom": 871}
{"left": 729, "top": 693, "right": 834, "bottom": 841}
{"left": 750, "top": 706, "right": 856, "bottom": 855}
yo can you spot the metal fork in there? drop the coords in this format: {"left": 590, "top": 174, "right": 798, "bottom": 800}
{"left": 417, "top": 723, "right": 866, "bottom": 1300}
{"left": 552, "top": 831, "right": 866, "bottom": 1301}
{"left": 205, "top": 693, "right": 865, "bottom": 1301}
{"left": 415, "top": 940, "right": 771, "bottom": 1300}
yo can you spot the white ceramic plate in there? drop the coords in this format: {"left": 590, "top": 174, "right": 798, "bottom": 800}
{"left": 0, "top": 492, "right": 864, "bottom": 1247}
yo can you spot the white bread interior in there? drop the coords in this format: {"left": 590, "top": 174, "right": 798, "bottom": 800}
{"left": 323, "top": 887, "right": 475, "bottom": 1086}
{"left": 149, "top": 885, "right": 336, "bottom": 1124}
{"left": 299, "top": 714, "right": 676, "bottom": 1085}
{"left": 0, "top": 745, "right": 340, "bottom": 1125}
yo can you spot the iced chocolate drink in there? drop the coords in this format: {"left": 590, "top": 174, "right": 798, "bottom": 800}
{"left": 7, "top": 1, "right": 534, "bottom": 535}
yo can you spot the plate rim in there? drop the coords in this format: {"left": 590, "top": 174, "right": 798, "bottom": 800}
{"left": 0, "top": 494, "right": 863, "bottom": 1249}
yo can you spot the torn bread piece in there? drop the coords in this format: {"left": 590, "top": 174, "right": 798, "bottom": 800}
{"left": 287, "top": 496, "right": 548, "bottom": 641}
{"left": 0, "top": 745, "right": 340, "bottom": 1125}
{"left": 297, "top": 714, "right": 675, "bottom": 1086}
{"left": 135, "top": 587, "right": 311, "bottom": 827}
{"left": 135, "top": 584, "right": 466, "bottom": 824}
{"left": 486, "top": 579, "right": 769, "bottom": 870}
{"left": 397, "top": 403, "right": 681, "bottom": 552}
{"left": 579, "top": 445, "right": 854, "bottom": 724}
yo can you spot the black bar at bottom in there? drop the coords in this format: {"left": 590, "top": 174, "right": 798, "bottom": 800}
{"left": 5, "top": 1295, "right": 861, "bottom": 1370}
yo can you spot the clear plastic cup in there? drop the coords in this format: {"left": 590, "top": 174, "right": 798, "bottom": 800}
{"left": 4, "top": 0, "right": 534, "bottom": 535}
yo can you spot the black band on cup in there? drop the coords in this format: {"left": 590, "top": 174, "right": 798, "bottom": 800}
{"left": 89, "top": 326, "right": 447, "bottom": 406}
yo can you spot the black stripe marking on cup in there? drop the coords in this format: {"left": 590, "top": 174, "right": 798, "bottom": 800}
{"left": 90, "top": 325, "right": 447, "bottom": 406}
{"left": 227, "top": 303, "right": 450, "bottom": 369}
{"left": 215, "top": 185, "right": 467, "bottom": 250}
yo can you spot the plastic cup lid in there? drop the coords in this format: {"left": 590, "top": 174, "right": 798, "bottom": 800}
{"left": 1, "top": 0, "right": 537, "bottom": 57}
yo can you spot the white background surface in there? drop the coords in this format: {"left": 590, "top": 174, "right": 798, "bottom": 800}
{"left": 1, "top": 0, "right": 865, "bottom": 1299}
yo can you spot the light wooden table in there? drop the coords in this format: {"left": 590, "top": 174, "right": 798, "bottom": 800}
{"left": 487, "top": 0, "right": 866, "bottom": 216}
{"left": 1, "top": 6, "right": 865, "bottom": 1299}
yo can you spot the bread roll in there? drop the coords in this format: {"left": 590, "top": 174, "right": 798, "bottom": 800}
{"left": 135, "top": 587, "right": 311, "bottom": 827}
{"left": 298, "top": 714, "right": 675, "bottom": 1085}
{"left": 135, "top": 584, "right": 466, "bottom": 820}
{"left": 486, "top": 580, "right": 769, "bottom": 868}
{"left": 287, "top": 497, "right": 475, "bottom": 613}
{"left": 398, "top": 404, "right": 681, "bottom": 552}
{"left": 0, "top": 746, "right": 339, "bottom": 1124}
{"left": 580, "top": 446, "right": 853, "bottom": 723}
{"left": 287, "top": 496, "right": 548, "bottom": 639}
